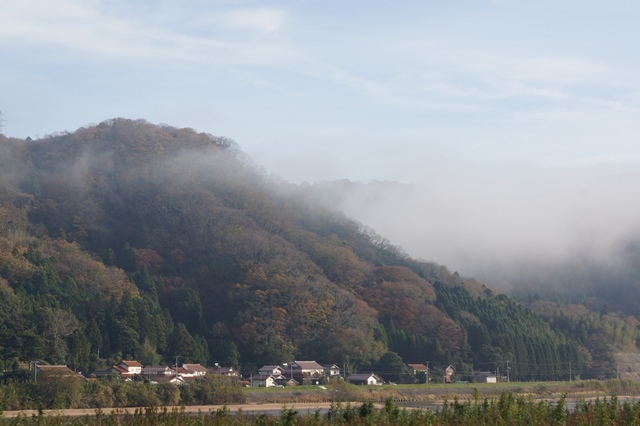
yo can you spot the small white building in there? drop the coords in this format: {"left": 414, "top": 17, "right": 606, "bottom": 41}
{"left": 251, "top": 374, "right": 281, "bottom": 387}
{"left": 474, "top": 371, "right": 497, "bottom": 383}
{"left": 323, "top": 364, "right": 341, "bottom": 377}
{"left": 346, "top": 373, "right": 381, "bottom": 386}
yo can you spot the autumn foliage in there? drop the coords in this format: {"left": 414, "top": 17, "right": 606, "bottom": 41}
{"left": 0, "top": 119, "right": 626, "bottom": 383}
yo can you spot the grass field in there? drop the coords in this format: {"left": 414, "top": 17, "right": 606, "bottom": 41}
{"left": 243, "top": 379, "right": 640, "bottom": 405}
{"left": 3, "top": 383, "right": 640, "bottom": 425}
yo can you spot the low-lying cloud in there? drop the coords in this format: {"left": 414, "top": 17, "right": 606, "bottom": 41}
{"left": 313, "top": 163, "right": 640, "bottom": 292}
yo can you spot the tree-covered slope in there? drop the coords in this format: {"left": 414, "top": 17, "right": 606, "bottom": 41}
{"left": 0, "top": 119, "right": 625, "bottom": 379}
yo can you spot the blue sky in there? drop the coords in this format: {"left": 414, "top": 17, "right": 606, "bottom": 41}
{"left": 3, "top": 0, "right": 640, "bottom": 275}
{"left": 2, "top": 0, "right": 640, "bottom": 183}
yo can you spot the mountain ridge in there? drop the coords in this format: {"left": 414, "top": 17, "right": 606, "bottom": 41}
{"left": 0, "top": 118, "right": 631, "bottom": 382}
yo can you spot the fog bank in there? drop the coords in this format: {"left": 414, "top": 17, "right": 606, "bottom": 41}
{"left": 311, "top": 164, "right": 640, "bottom": 292}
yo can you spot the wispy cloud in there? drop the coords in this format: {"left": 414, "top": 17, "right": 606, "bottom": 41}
{"left": 218, "top": 8, "right": 287, "bottom": 33}
{"left": 0, "top": 0, "right": 292, "bottom": 64}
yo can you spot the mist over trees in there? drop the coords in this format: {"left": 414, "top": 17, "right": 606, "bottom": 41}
{"left": 0, "top": 119, "right": 635, "bottom": 384}
{"left": 307, "top": 175, "right": 640, "bottom": 307}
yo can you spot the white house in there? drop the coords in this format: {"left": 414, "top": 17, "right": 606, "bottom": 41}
{"left": 109, "top": 360, "right": 144, "bottom": 378}
{"left": 346, "top": 373, "right": 381, "bottom": 386}
{"left": 258, "top": 365, "right": 285, "bottom": 377}
{"left": 323, "top": 364, "right": 341, "bottom": 377}
{"left": 117, "top": 360, "right": 143, "bottom": 374}
{"left": 251, "top": 374, "right": 282, "bottom": 387}
{"left": 291, "top": 361, "right": 325, "bottom": 378}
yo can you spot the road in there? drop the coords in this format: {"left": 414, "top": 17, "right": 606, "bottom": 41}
{"left": 1, "top": 402, "right": 385, "bottom": 418}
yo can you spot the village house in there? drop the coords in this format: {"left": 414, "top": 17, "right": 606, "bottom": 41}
{"left": 258, "top": 365, "right": 285, "bottom": 377}
{"left": 289, "top": 360, "right": 325, "bottom": 384}
{"left": 291, "top": 361, "right": 324, "bottom": 376}
{"left": 91, "top": 360, "right": 211, "bottom": 384}
{"left": 108, "top": 360, "right": 144, "bottom": 379}
{"left": 291, "top": 360, "right": 325, "bottom": 377}
{"left": 346, "top": 373, "right": 381, "bottom": 386}
{"left": 323, "top": 364, "right": 341, "bottom": 378}
{"left": 407, "top": 363, "right": 429, "bottom": 374}
{"left": 407, "top": 363, "right": 429, "bottom": 383}
{"left": 251, "top": 374, "right": 282, "bottom": 387}
{"left": 209, "top": 366, "right": 240, "bottom": 377}
{"left": 141, "top": 366, "right": 175, "bottom": 378}
{"left": 118, "top": 360, "right": 143, "bottom": 374}
{"left": 180, "top": 363, "right": 208, "bottom": 377}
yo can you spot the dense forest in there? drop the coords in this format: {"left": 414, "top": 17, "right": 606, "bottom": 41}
{"left": 0, "top": 119, "right": 636, "bottom": 383}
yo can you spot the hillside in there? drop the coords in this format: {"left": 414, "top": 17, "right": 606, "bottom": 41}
{"left": 0, "top": 119, "right": 632, "bottom": 380}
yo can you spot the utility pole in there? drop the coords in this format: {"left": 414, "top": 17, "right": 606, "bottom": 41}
{"left": 569, "top": 361, "right": 572, "bottom": 383}
{"left": 506, "top": 361, "right": 510, "bottom": 383}
{"left": 0, "top": 110, "right": 5, "bottom": 134}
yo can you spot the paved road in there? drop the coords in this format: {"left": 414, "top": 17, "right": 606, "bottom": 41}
{"left": 2, "top": 402, "right": 384, "bottom": 418}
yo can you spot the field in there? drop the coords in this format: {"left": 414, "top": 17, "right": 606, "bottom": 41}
{"left": 243, "top": 379, "right": 640, "bottom": 404}
{"left": 3, "top": 379, "right": 640, "bottom": 424}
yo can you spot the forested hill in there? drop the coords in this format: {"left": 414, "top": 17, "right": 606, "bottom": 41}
{"left": 0, "top": 119, "right": 632, "bottom": 380}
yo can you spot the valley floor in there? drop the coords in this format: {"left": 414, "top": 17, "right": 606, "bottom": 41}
{"left": 3, "top": 380, "right": 637, "bottom": 419}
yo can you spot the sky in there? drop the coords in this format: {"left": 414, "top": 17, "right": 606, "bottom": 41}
{"left": 2, "top": 0, "right": 640, "bottom": 280}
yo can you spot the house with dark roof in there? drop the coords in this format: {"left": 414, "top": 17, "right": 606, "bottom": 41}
{"left": 142, "top": 366, "right": 175, "bottom": 378}
{"left": 209, "top": 366, "right": 240, "bottom": 377}
{"left": 346, "top": 373, "right": 381, "bottom": 386}
{"left": 407, "top": 363, "right": 429, "bottom": 383}
{"left": 258, "top": 365, "right": 285, "bottom": 377}
{"left": 251, "top": 374, "right": 282, "bottom": 387}
{"left": 290, "top": 360, "right": 325, "bottom": 385}
{"left": 407, "top": 363, "right": 429, "bottom": 373}
{"left": 474, "top": 371, "right": 497, "bottom": 383}
{"left": 291, "top": 360, "right": 324, "bottom": 375}
{"left": 180, "top": 363, "right": 208, "bottom": 377}
{"left": 323, "top": 364, "right": 341, "bottom": 377}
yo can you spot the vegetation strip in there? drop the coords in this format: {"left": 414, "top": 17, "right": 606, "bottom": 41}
{"left": 3, "top": 394, "right": 640, "bottom": 424}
